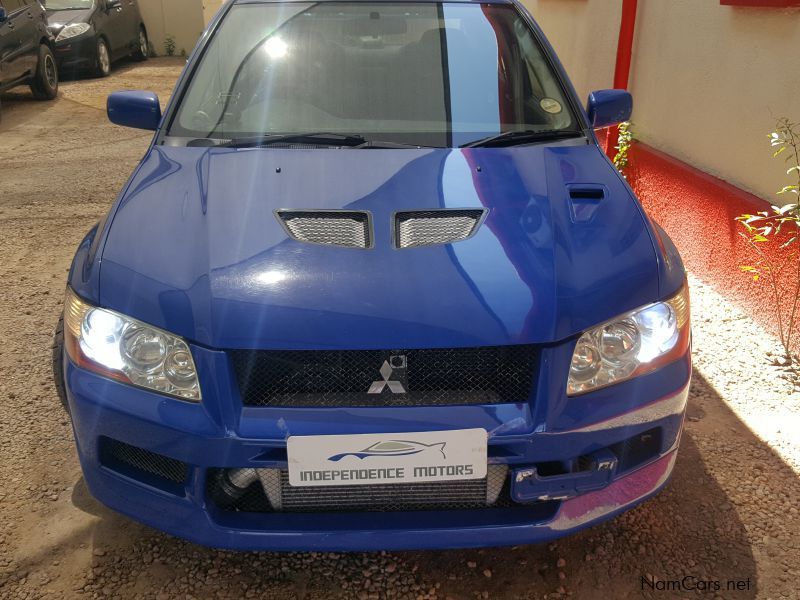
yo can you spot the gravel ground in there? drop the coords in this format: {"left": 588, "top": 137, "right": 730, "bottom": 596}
{"left": 0, "top": 59, "right": 798, "bottom": 600}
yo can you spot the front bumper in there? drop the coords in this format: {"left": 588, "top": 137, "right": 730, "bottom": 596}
{"left": 54, "top": 35, "right": 96, "bottom": 70}
{"left": 65, "top": 343, "right": 690, "bottom": 551}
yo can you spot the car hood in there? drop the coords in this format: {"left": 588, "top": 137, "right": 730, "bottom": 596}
{"left": 46, "top": 8, "right": 90, "bottom": 32}
{"left": 99, "top": 143, "right": 659, "bottom": 349}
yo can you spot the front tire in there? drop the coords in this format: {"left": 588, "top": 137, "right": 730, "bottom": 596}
{"left": 52, "top": 316, "right": 70, "bottom": 414}
{"left": 132, "top": 25, "right": 148, "bottom": 61}
{"left": 94, "top": 37, "right": 111, "bottom": 78}
{"left": 30, "top": 45, "right": 59, "bottom": 100}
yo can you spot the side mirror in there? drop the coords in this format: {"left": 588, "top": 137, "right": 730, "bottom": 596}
{"left": 0, "top": 8, "right": 8, "bottom": 23}
{"left": 106, "top": 0, "right": 122, "bottom": 9}
{"left": 107, "top": 91, "right": 162, "bottom": 130}
{"left": 586, "top": 90, "right": 633, "bottom": 129}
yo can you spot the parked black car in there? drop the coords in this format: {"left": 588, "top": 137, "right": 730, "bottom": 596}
{"left": 0, "top": 0, "right": 58, "bottom": 114}
{"left": 45, "top": 0, "right": 147, "bottom": 78}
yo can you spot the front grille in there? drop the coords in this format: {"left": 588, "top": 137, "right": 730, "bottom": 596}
{"left": 208, "top": 465, "right": 511, "bottom": 513}
{"left": 276, "top": 210, "right": 371, "bottom": 248}
{"left": 395, "top": 209, "right": 486, "bottom": 248}
{"left": 230, "top": 346, "right": 537, "bottom": 407}
{"left": 100, "top": 438, "right": 188, "bottom": 484}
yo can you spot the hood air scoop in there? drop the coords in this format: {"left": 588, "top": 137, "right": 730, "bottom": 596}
{"left": 276, "top": 210, "right": 372, "bottom": 248}
{"left": 395, "top": 209, "right": 487, "bottom": 248}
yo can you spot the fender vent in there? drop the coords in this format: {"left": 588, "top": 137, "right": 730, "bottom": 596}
{"left": 395, "top": 209, "right": 486, "bottom": 248}
{"left": 277, "top": 210, "right": 371, "bottom": 248}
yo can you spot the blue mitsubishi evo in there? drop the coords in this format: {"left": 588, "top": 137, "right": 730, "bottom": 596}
{"left": 56, "top": 0, "right": 691, "bottom": 551}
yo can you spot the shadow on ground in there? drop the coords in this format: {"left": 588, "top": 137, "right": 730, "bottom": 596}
{"left": 56, "top": 55, "right": 159, "bottom": 83}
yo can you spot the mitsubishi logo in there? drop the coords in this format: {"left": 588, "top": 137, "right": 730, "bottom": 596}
{"left": 368, "top": 355, "right": 407, "bottom": 394}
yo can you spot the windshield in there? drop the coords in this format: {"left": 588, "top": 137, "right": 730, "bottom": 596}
{"left": 168, "top": 2, "right": 579, "bottom": 147}
{"left": 44, "top": 0, "right": 93, "bottom": 9}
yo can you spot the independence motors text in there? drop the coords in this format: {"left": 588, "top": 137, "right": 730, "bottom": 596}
{"left": 299, "top": 465, "right": 475, "bottom": 482}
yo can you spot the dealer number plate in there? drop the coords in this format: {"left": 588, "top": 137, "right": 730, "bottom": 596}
{"left": 287, "top": 429, "right": 488, "bottom": 487}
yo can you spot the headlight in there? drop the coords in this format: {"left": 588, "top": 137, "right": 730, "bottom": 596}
{"left": 56, "top": 23, "right": 91, "bottom": 42}
{"left": 63, "top": 288, "right": 202, "bottom": 401}
{"left": 567, "top": 283, "right": 690, "bottom": 396}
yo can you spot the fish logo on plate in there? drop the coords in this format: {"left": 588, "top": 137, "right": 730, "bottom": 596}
{"left": 328, "top": 440, "right": 446, "bottom": 461}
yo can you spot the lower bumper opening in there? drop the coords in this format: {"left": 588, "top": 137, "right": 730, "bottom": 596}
{"left": 206, "top": 465, "right": 518, "bottom": 513}
{"left": 610, "top": 427, "right": 662, "bottom": 473}
{"left": 93, "top": 426, "right": 664, "bottom": 518}
{"left": 99, "top": 437, "right": 188, "bottom": 493}
{"left": 205, "top": 428, "right": 665, "bottom": 515}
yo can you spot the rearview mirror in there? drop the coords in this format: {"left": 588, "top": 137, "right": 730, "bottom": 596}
{"left": 107, "top": 91, "right": 162, "bottom": 130}
{"left": 343, "top": 15, "right": 408, "bottom": 36}
{"left": 0, "top": 8, "right": 8, "bottom": 23}
{"left": 586, "top": 90, "right": 633, "bottom": 129}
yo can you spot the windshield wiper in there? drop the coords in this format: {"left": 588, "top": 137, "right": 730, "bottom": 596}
{"left": 460, "top": 129, "right": 583, "bottom": 149}
{"left": 219, "top": 133, "right": 366, "bottom": 148}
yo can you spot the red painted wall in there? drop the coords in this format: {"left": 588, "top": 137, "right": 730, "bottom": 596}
{"left": 627, "top": 142, "right": 799, "bottom": 349}
{"left": 720, "top": 0, "right": 800, "bottom": 7}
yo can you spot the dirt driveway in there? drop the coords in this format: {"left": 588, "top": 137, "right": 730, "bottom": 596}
{"left": 1, "top": 59, "right": 798, "bottom": 600}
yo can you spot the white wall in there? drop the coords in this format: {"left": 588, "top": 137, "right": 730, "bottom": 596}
{"left": 138, "top": 0, "right": 206, "bottom": 57}
{"left": 524, "top": 0, "right": 800, "bottom": 203}
{"left": 203, "top": 0, "right": 226, "bottom": 24}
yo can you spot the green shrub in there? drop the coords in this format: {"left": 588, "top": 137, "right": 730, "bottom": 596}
{"left": 613, "top": 121, "right": 633, "bottom": 178}
{"left": 164, "top": 35, "right": 176, "bottom": 57}
{"left": 737, "top": 118, "right": 800, "bottom": 364}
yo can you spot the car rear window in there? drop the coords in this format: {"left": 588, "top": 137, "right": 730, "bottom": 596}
{"left": 168, "top": 1, "right": 578, "bottom": 147}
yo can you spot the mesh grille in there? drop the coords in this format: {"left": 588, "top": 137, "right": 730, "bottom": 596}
{"left": 277, "top": 210, "right": 371, "bottom": 248}
{"left": 230, "top": 346, "right": 537, "bottom": 407}
{"left": 395, "top": 210, "right": 486, "bottom": 248}
{"left": 100, "top": 438, "right": 188, "bottom": 484}
{"left": 208, "top": 465, "right": 511, "bottom": 513}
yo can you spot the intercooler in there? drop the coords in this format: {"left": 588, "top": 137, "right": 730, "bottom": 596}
{"left": 207, "top": 465, "right": 511, "bottom": 513}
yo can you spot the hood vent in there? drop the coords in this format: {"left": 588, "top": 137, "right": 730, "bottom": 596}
{"left": 395, "top": 209, "right": 487, "bottom": 248}
{"left": 276, "top": 210, "right": 372, "bottom": 248}
{"left": 567, "top": 185, "right": 606, "bottom": 223}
